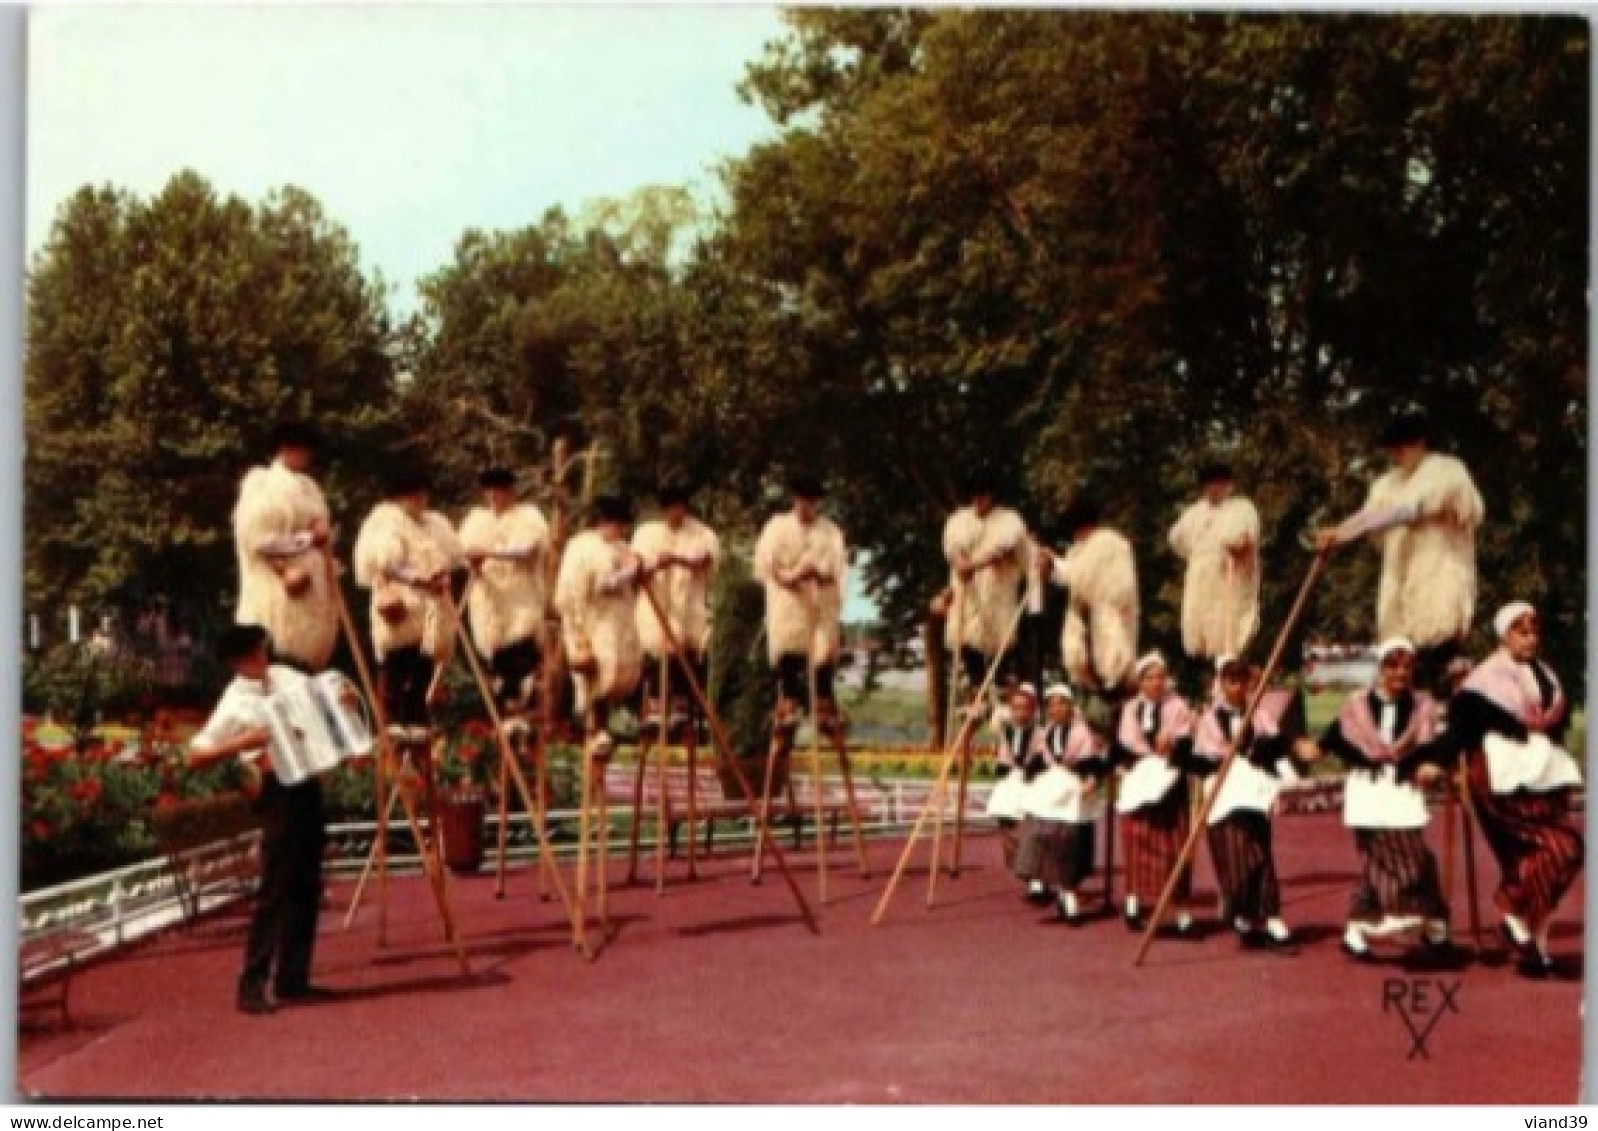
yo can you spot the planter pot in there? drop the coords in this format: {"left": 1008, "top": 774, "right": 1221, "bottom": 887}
{"left": 440, "top": 792, "right": 486, "bottom": 874}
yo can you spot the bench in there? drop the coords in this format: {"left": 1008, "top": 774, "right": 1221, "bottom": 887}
{"left": 19, "top": 929, "right": 95, "bottom": 1030}
{"left": 149, "top": 794, "right": 262, "bottom": 931}
{"left": 605, "top": 759, "right": 855, "bottom": 857}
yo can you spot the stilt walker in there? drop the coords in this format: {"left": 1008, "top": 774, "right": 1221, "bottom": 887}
{"left": 626, "top": 481, "right": 721, "bottom": 890}
{"left": 341, "top": 471, "right": 471, "bottom": 973}
{"left": 556, "top": 493, "right": 646, "bottom": 958}
{"left": 750, "top": 474, "right": 861, "bottom": 895}
{"left": 938, "top": 471, "right": 1034, "bottom": 879}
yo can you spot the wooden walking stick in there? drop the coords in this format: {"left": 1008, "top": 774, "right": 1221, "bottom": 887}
{"left": 873, "top": 599, "right": 1027, "bottom": 926}
{"left": 805, "top": 584, "right": 829, "bottom": 904}
{"left": 640, "top": 585, "right": 819, "bottom": 932}
{"left": 1133, "top": 548, "right": 1330, "bottom": 967}
{"left": 442, "top": 579, "right": 581, "bottom": 944}
{"left": 1455, "top": 764, "right": 1486, "bottom": 950}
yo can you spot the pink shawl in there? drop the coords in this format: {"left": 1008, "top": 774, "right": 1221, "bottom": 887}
{"left": 1117, "top": 695, "right": 1192, "bottom": 759}
{"left": 1336, "top": 690, "right": 1438, "bottom": 764}
{"left": 1463, "top": 649, "right": 1567, "bottom": 732}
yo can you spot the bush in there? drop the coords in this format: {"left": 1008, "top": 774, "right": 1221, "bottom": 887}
{"left": 23, "top": 645, "right": 157, "bottom": 738}
{"left": 708, "top": 554, "right": 773, "bottom": 761}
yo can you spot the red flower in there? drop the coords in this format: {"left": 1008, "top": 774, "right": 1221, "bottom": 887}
{"left": 70, "top": 778, "right": 103, "bottom": 805}
{"left": 29, "top": 820, "right": 53, "bottom": 843}
{"left": 155, "top": 791, "right": 179, "bottom": 810}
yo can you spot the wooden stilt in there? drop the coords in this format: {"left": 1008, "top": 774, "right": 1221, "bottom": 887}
{"left": 493, "top": 739, "right": 511, "bottom": 900}
{"left": 751, "top": 723, "right": 785, "bottom": 884}
{"left": 873, "top": 600, "right": 1025, "bottom": 925}
{"left": 1456, "top": 765, "right": 1486, "bottom": 950}
{"left": 326, "top": 550, "right": 469, "bottom": 974}
{"left": 832, "top": 727, "right": 869, "bottom": 875}
{"left": 654, "top": 649, "right": 671, "bottom": 893}
{"left": 639, "top": 586, "right": 817, "bottom": 931}
{"left": 626, "top": 735, "right": 652, "bottom": 886}
{"left": 685, "top": 713, "right": 701, "bottom": 879}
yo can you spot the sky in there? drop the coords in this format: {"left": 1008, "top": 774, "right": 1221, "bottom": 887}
{"left": 27, "top": 4, "right": 786, "bottom": 315}
{"left": 27, "top": 3, "right": 879, "bottom": 621}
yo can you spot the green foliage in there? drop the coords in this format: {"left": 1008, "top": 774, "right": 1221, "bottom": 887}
{"left": 26, "top": 172, "right": 401, "bottom": 631}
{"left": 708, "top": 551, "right": 774, "bottom": 760}
{"left": 22, "top": 644, "right": 156, "bottom": 736}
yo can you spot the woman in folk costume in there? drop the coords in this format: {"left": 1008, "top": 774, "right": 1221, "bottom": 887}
{"left": 1014, "top": 684, "right": 1112, "bottom": 924}
{"left": 1168, "top": 461, "right": 1260, "bottom": 662}
{"left": 752, "top": 474, "right": 849, "bottom": 735}
{"left": 1317, "top": 411, "right": 1485, "bottom": 693}
{"left": 353, "top": 468, "right": 464, "bottom": 737}
{"left": 1431, "top": 602, "right": 1583, "bottom": 978}
{"left": 1299, "top": 638, "right": 1456, "bottom": 966}
{"left": 457, "top": 467, "right": 550, "bottom": 718}
{"left": 1186, "top": 656, "right": 1303, "bottom": 951}
{"left": 632, "top": 480, "right": 721, "bottom": 730}
{"left": 231, "top": 422, "right": 339, "bottom": 673}
{"left": 938, "top": 470, "right": 1034, "bottom": 709}
{"left": 1110, "top": 652, "right": 1197, "bottom": 934}
{"left": 1037, "top": 499, "right": 1139, "bottom": 722}
{"left": 982, "top": 682, "right": 1044, "bottom": 885}
{"left": 555, "top": 493, "right": 646, "bottom": 758}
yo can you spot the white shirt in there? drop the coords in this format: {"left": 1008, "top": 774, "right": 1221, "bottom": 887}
{"left": 190, "top": 665, "right": 311, "bottom": 756}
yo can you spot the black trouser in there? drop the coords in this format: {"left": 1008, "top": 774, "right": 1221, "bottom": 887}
{"left": 241, "top": 777, "right": 325, "bottom": 999}
{"left": 775, "top": 653, "right": 836, "bottom": 712}
{"left": 380, "top": 644, "right": 432, "bottom": 727}
{"left": 489, "top": 639, "right": 541, "bottom": 715}
{"left": 642, "top": 650, "right": 708, "bottom": 708}
{"left": 958, "top": 646, "right": 1015, "bottom": 695}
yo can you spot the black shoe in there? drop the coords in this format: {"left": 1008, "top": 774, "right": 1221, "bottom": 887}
{"left": 1499, "top": 922, "right": 1541, "bottom": 967}
{"left": 1055, "top": 898, "right": 1084, "bottom": 927}
{"left": 1237, "top": 929, "right": 1266, "bottom": 951}
{"left": 1406, "top": 939, "right": 1469, "bottom": 972}
{"left": 1263, "top": 932, "right": 1300, "bottom": 955}
{"left": 237, "top": 989, "right": 275, "bottom": 1016}
{"left": 1123, "top": 911, "right": 1145, "bottom": 933}
{"left": 1516, "top": 954, "right": 1551, "bottom": 980}
{"left": 275, "top": 983, "right": 338, "bottom": 1005}
{"left": 1024, "top": 883, "right": 1051, "bottom": 906}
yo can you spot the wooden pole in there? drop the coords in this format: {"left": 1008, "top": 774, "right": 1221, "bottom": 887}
{"left": 640, "top": 585, "right": 819, "bottom": 932}
{"left": 655, "top": 648, "right": 671, "bottom": 894}
{"left": 873, "top": 599, "right": 1026, "bottom": 926}
{"left": 806, "top": 585, "right": 827, "bottom": 905}
{"left": 1132, "top": 550, "right": 1329, "bottom": 967}
{"left": 443, "top": 579, "right": 582, "bottom": 949}
{"left": 1456, "top": 765, "right": 1486, "bottom": 950}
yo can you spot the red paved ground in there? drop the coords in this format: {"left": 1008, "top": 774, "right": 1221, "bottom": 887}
{"left": 18, "top": 812, "right": 1584, "bottom": 1103}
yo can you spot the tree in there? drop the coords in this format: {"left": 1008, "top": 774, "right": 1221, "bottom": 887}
{"left": 26, "top": 172, "right": 399, "bottom": 633}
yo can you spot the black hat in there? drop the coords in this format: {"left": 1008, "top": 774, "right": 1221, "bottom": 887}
{"left": 478, "top": 467, "right": 517, "bottom": 490}
{"left": 789, "top": 473, "right": 825, "bottom": 501}
{"left": 962, "top": 467, "right": 1000, "bottom": 499}
{"left": 593, "top": 493, "right": 634, "bottom": 524}
{"left": 1059, "top": 497, "right": 1103, "bottom": 533}
{"left": 658, "top": 479, "right": 693, "bottom": 508}
{"left": 269, "top": 421, "right": 320, "bottom": 453}
{"left": 385, "top": 466, "right": 430, "bottom": 498}
{"left": 216, "top": 623, "right": 268, "bottom": 664}
{"left": 1377, "top": 411, "right": 1430, "bottom": 448}
{"left": 1197, "top": 460, "right": 1234, "bottom": 486}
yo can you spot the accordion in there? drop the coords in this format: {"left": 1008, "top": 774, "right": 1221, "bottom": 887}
{"left": 259, "top": 672, "right": 375, "bottom": 786}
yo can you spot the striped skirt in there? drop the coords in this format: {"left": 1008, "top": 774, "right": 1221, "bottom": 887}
{"left": 1349, "top": 828, "right": 1448, "bottom": 923}
{"left": 1014, "top": 818, "right": 1096, "bottom": 891}
{"left": 1121, "top": 783, "right": 1192, "bottom": 906}
{"left": 1467, "top": 753, "right": 1584, "bottom": 927}
{"left": 1206, "top": 811, "right": 1281, "bottom": 921}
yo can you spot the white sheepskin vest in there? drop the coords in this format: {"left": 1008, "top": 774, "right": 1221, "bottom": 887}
{"left": 1365, "top": 453, "right": 1484, "bottom": 646}
{"left": 555, "top": 529, "right": 643, "bottom": 702}
{"left": 458, "top": 503, "right": 550, "bottom": 657}
{"left": 1168, "top": 495, "right": 1260, "bottom": 659}
{"left": 632, "top": 517, "right": 721, "bottom": 657}
{"left": 941, "top": 505, "right": 1032, "bottom": 656}
{"left": 231, "top": 460, "right": 338, "bottom": 671}
{"left": 353, "top": 502, "right": 463, "bottom": 660}
{"left": 1050, "top": 528, "right": 1139, "bottom": 692}
{"left": 753, "top": 511, "right": 848, "bottom": 666}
